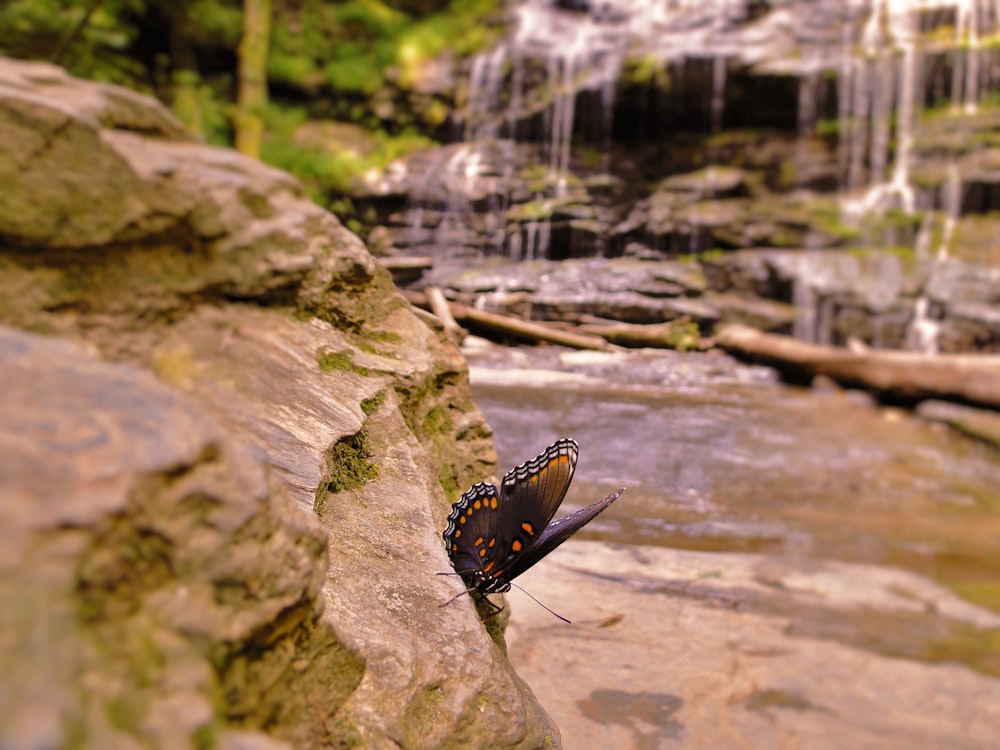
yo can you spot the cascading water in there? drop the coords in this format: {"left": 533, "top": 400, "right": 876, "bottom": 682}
{"left": 391, "top": 0, "right": 1000, "bottom": 350}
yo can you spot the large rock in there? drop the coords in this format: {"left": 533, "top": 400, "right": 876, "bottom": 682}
{"left": 0, "top": 57, "right": 558, "bottom": 749}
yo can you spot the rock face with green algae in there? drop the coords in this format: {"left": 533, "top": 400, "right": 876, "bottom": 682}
{"left": 0, "top": 56, "right": 560, "bottom": 749}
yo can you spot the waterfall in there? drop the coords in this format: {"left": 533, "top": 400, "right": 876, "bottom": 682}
{"left": 393, "top": 0, "right": 1000, "bottom": 291}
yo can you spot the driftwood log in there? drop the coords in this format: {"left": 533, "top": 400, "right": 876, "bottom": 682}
{"left": 715, "top": 324, "right": 1000, "bottom": 409}
{"left": 401, "top": 288, "right": 612, "bottom": 350}
{"left": 424, "top": 286, "right": 466, "bottom": 343}
{"left": 449, "top": 302, "right": 613, "bottom": 351}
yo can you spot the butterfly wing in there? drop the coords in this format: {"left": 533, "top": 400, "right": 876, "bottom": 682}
{"left": 443, "top": 438, "right": 580, "bottom": 594}
{"left": 443, "top": 482, "right": 505, "bottom": 590}
{"left": 504, "top": 487, "right": 625, "bottom": 581}
{"left": 489, "top": 438, "right": 579, "bottom": 585}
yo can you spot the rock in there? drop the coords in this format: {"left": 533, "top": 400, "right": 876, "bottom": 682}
{"left": 505, "top": 541, "right": 1000, "bottom": 750}
{"left": 0, "top": 57, "right": 559, "bottom": 749}
{"left": 704, "top": 292, "right": 799, "bottom": 333}
{"left": 0, "top": 326, "right": 338, "bottom": 750}
{"left": 657, "top": 166, "right": 751, "bottom": 197}
{"left": 917, "top": 400, "right": 1000, "bottom": 448}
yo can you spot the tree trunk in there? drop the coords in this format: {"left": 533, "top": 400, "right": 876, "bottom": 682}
{"left": 235, "top": 0, "right": 272, "bottom": 158}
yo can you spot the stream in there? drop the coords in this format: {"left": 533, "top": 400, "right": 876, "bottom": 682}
{"left": 465, "top": 340, "right": 1000, "bottom": 748}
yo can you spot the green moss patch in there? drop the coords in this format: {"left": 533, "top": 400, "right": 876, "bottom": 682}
{"left": 314, "top": 430, "right": 380, "bottom": 514}
{"left": 361, "top": 391, "right": 385, "bottom": 416}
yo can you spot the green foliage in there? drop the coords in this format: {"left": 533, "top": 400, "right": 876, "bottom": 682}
{"left": 267, "top": 51, "right": 319, "bottom": 87}
{"left": 260, "top": 103, "right": 434, "bottom": 199}
{"left": 2, "top": 0, "right": 497, "bottom": 206}
{"left": 324, "top": 56, "right": 385, "bottom": 95}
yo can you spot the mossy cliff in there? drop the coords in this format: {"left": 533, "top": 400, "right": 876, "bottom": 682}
{"left": 0, "top": 57, "right": 559, "bottom": 749}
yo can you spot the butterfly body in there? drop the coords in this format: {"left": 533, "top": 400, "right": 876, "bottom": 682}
{"left": 443, "top": 438, "right": 624, "bottom": 598}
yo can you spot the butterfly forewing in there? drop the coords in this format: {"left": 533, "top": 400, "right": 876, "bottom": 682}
{"left": 499, "top": 437, "right": 578, "bottom": 537}
{"left": 491, "top": 438, "right": 578, "bottom": 580}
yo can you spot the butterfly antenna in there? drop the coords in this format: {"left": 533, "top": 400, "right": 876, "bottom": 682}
{"left": 510, "top": 582, "right": 571, "bottom": 624}
{"left": 437, "top": 571, "right": 481, "bottom": 607}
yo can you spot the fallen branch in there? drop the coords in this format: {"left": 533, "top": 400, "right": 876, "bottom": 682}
{"left": 424, "top": 286, "right": 466, "bottom": 343}
{"left": 449, "top": 302, "right": 613, "bottom": 351}
{"left": 715, "top": 324, "right": 1000, "bottom": 409}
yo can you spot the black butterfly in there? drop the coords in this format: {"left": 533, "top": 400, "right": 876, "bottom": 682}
{"left": 441, "top": 438, "right": 624, "bottom": 613}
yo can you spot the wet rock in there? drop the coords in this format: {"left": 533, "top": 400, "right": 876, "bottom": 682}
{"left": 917, "top": 400, "right": 1000, "bottom": 449}
{"left": 704, "top": 292, "right": 798, "bottom": 333}
{"left": 431, "top": 257, "right": 715, "bottom": 326}
{"left": 0, "top": 57, "right": 559, "bottom": 749}
{"left": 657, "top": 166, "right": 752, "bottom": 197}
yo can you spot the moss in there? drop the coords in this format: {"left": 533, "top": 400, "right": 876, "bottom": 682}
{"left": 918, "top": 624, "right": 1000, "bottom": 677}
{"left": 776, "top": 160, "right": 797, "bottom": 189}
{"left": 697, "top": 248, "right": 726, "bottom": 262}
{"left": 106, "top": 694, "right": 146, "bottom": 735}
{"left": 208, "top": 604, "right": 366, "bottom": 746}
{"left": 950, "top": 581, "right": 1000, "bottom": 613}
{"left": 152, "top": 347, "right": 199, "bottom": 386}
{"left": 816, "top": 117, "right": 842, "bottom": 138}
{"left": 190, "top": 724, "right": 216, "bottom": 750}
{"left": 423, "top": 405, "right": 453, "bottom": 436}
{"left": 311, "top": 266, "right": 407, "bottom": 336}
{"left": 665, "top": 318, "right": 700, "bottom": 352}
{"left": 438, "top": 466, "right": 461, "bottom": 501}
{"left": 316, "top": 349, "right": 372, "bottom": 377}
{"left": 361, "top": 391, "right": 385, "bottom": 416}
{"left": 624, "top": 53, "right": 671, "bottom": 88}
{"left": 314, "top": 430, "right": 380, "bottom": 514}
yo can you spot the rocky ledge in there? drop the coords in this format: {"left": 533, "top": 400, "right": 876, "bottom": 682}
{"left": 0, "top": 57, "right": 557, "bottom": 749}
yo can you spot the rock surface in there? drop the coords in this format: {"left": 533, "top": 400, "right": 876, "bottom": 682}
{"left": 505, "top": 541, "right": 1000, "bottom": 750}
{"left": 0, "top": 57, "right": 559, "bottom": 749}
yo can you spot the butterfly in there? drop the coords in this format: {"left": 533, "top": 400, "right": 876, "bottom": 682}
{"left": 441, "top": 437, "right": 624, "bottom": 617}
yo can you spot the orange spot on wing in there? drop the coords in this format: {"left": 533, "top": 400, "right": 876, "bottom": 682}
{"left": 512, "top": 540, "right": 522, "bottom": 552}
{"left": 521, "top": 522, "right": 534, "bottom": 535}
{"left": 484, "top": 561, "right": 495, "bottom": 572}
{"left": 490, "top": 497, "right": 498, "bottom": 509}
{"left": 478, "top": 548, "right": 487, "bottom": 558}
{"left": 488, "top": 537, "right": 496, "bottom": 548}
{"left": 474, "top": 536, "right": 484, "bottom": 547}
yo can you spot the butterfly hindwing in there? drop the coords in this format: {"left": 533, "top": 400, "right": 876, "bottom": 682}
{"left": 503, "top": 487, "right": 624, "bottom": 581}
{"left": 443, "top": 482, "right": 505, "bottom": 584}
